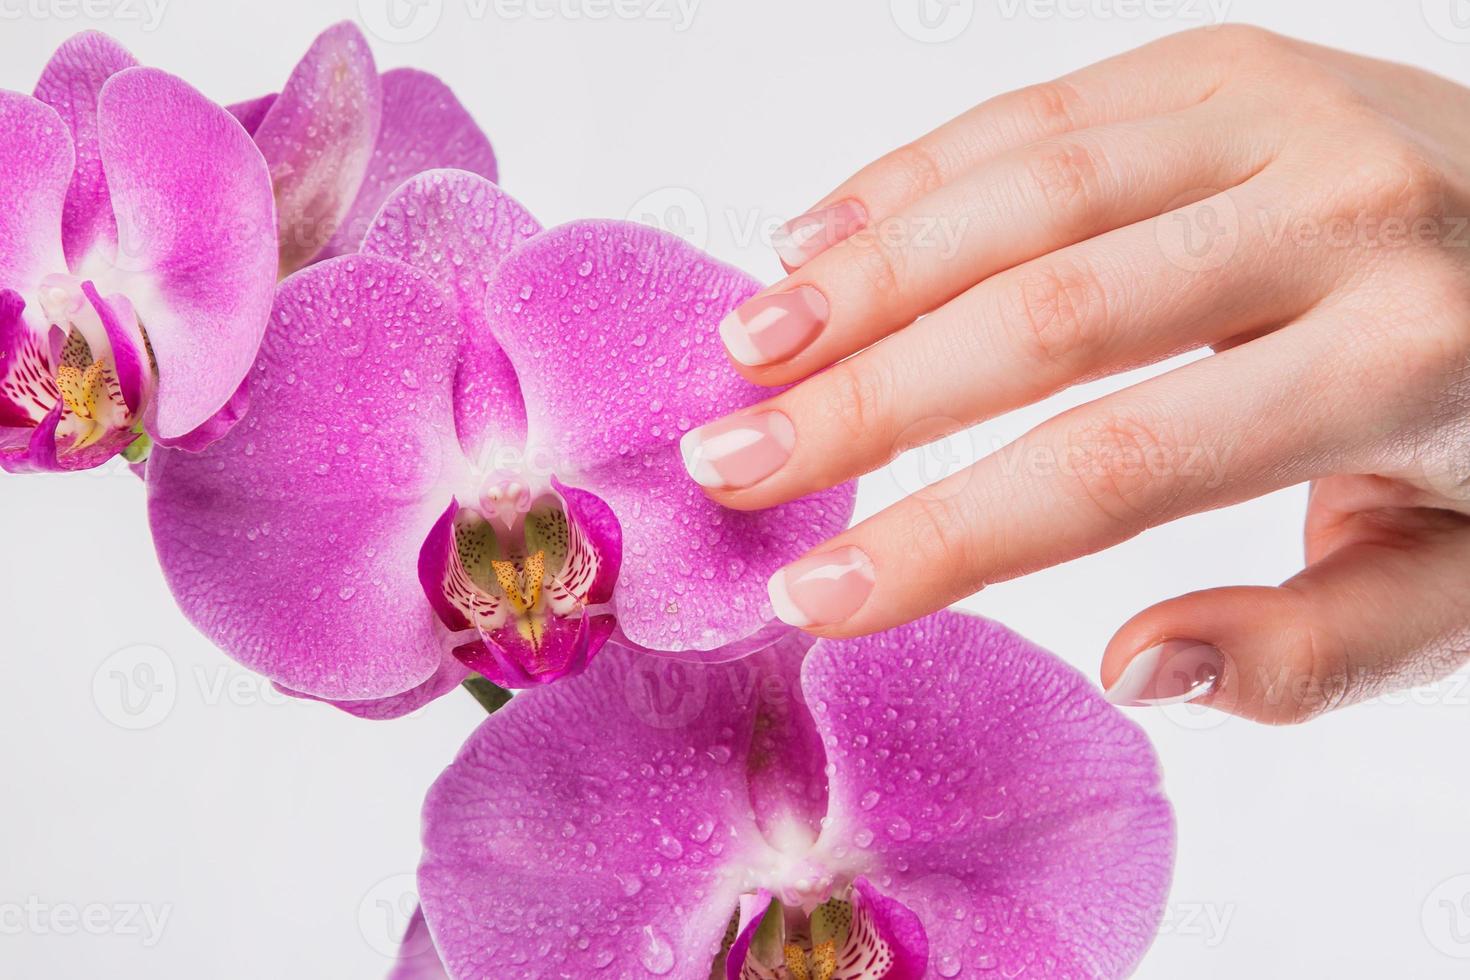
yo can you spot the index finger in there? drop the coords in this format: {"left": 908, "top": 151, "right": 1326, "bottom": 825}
{"left": 772, "top": 27, "right": 1243, "bottom": 270}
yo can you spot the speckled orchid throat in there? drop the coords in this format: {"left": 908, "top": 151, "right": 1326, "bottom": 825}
{"left": 0, "top": 274, "right": 156, "bottom": 464}
{"left": 419, "top": 473, "right": 622, "bottom": 689}
{"left": 719, "top": 886, "right": 912, "bottom": 980}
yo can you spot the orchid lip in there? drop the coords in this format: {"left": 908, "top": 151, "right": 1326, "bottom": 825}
{"left": 421, "top": 472, "right": 621, "bottom": 688}
{"left": 722, "top": 881, "right": 914, "bottom": 980}
{"left": 1, "top": 273, "right": 155, "bottom": 466}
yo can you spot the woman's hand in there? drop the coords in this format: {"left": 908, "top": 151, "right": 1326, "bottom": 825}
{"left": 680, "top": 25, "right": 1470, "bottom": 724}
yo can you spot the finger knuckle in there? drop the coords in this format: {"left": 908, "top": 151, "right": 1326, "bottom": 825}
{"left": 1351, "top": 137, "right": 1448, "bottom": 222}
{"left": 1258, "top": 598, "right": 1355, "bottom": 725}
{"left": 1009, "top": 257, "right": 1111, "bottom": 370}
{"left": 886, "top": 141, "right": 948, "bottom": 200}
{"left": 847, "top": 233, "right": 907, "bottom": 298}
{"left": 904, "top": 491, "right": 981, "bottom": 587}
{"left": 1020, "top": 137, "right": 1109, "bottom": 224}
{"left": 825, "top": 360, "right": 894, "bottom": 450}
{"left": 1013, "top": 78, "right": 1087, "bottom": 135}
{"left": 1061, "top": 407, "right": 1180, "bottom": 530}
{"left": 1209, "top": 23, "right": 1296, "bottom": 65}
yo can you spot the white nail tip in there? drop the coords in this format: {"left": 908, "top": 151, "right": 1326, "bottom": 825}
{"left": 1104, "top": 642, "right": 1220, "bottom": 707}
{"left": 718, "top": 310, "right": 766, "bottom": 367}
{"left": 679, "top": 429, "right": 725, "bottom": 489}
{"left": 766, "top": 570, "right": 810, "bottom": 628}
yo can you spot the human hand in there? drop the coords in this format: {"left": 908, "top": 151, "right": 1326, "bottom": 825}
{"left": 680, "top": 25, "right": 1470, "bottom": 724}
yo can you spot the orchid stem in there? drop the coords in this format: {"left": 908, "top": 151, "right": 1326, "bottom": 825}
{"left": 462, "top": 676, "right": 512, "bottom": 714}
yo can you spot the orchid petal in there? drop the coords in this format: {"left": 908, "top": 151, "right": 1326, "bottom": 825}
{"left": 79, "top": 280, "right": 145, "bottom": 413}
{"left": 805, "top": 611, "right": 1175, "bottom": 977}
{"left": 159, "top": 377, "right": 250, "bottom": 453}
{"left": 724, "top": 890, "right": 774, "bottom": 980}
{"left": 279, "top": 656, "right": 471, "bottom": 721}
{"left": 32, "top": 31, "right": 137, "bottom": 266}
{"left": 849, "top": 878, "right": 927, "bottom": 980}
{"left": 0, "top": 400, "right": 63, "bottom": 472}
{"left": 361, "top": 169, "right": 536, "bottom": 460}
{"left": 0, "top": 395, "right": 131, "bottom": 473}
{"left": 0, "top": 289, "right": 55, "bottom": 429}
{"left": 553, "top": 477, "right": 622, "bottom": 606}
{"left": 147, "top": 255, "right": 462, "bottom": 701}
{"left": 744, "top": 631, "right": 828, "bottom": 842}
{"left": 483, "top": 221, "right": 857, "bottom": 655}
{"left": 251, "top": 21, "right": 381, "bottom": 273}
{"left": 418, "top": 644, "right": 772, "bottom": 979}
{"left": 227, "top": 92, "right": 276, "bottom": 136}
{"left": 0, "top": 90, "right": 70, "bottom": 294}
{"left": 96, "top": 67, "right": 276, "bottom": 444}
{"left": 318, "top": 69, "right": 497, "bottom": 261}
{"left": 391, "top": 907, "right": 450, "bottom": 980}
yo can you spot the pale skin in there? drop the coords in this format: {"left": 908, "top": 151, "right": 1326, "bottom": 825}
{"left": 693, "top": 26, "right": 1470, "bottom": 724}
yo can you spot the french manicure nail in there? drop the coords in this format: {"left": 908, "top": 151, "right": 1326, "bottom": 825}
{"left": 772, "top": 199, "right": 868, "bottom": 269}
{"left": 1105, "top": 640, "right": 1224, "bottom": 707}
{"left": 718, "top": 285, "right": 828, "bottom": 367}
{"left": 680, "top": 411, "right": 795, "bottom": 490}
{"left": 767, "top": 546, "right": 876, "bottom": 628}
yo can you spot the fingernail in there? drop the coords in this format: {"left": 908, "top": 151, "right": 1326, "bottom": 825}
{"left": 680, "top": 411, "right": 795, "bottom": 490}
{"left": 767, "top": 546, "right": 876, "bottom": 628}
{"left": 719, "top": 285, "right": 828, "bottom": 367}
{"left": 1105, "top": 640, "right": 1224, "bottom": 707}
{"left": 772, "top": 199, "right": 868, "bottom": 269}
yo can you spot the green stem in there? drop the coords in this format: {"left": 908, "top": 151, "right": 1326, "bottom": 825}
{"left": 462, "top": 675, "right": 512, "bottom": 714}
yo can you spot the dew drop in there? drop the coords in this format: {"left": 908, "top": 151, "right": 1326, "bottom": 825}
{"left": 638, "top": 926, "right": 675, "bottom": 975}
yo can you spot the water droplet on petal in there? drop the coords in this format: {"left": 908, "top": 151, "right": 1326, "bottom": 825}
{"left": 638, "top": 926, "right": 675, "bottom": 975}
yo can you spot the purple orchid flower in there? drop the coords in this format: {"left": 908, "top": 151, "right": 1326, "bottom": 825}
{"left": 0, "top": 32, "right": 277, "bottom": 472}
{"left": 411, "top": 611, "right": 1175, "bottom": 979}
{"left": 146, "top": 171, "right": 855, "bottom": 716}
{"left": 227, "top": 21, "right": 497, "bottom": 276}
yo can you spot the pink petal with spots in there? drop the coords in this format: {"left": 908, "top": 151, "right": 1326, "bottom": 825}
{"left": 482, "top": 220, "right": 856, "bottom": 655}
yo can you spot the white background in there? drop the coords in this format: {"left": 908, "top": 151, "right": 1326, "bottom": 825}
{"left": 3, "top": 0, "right": 1470, "bottom": 976}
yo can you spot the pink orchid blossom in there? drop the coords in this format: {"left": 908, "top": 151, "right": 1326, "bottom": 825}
{"left": 146, "top": 172, "right": 856, "bottom": 716}
{"left": 411, "top": 611, "right": 1174, "bottom": 978}
{"left": 227, "top": 22, "right": 497, "bottom": 276}
{"left": 0, "top": 32, "right": 277, "bottom": 472}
